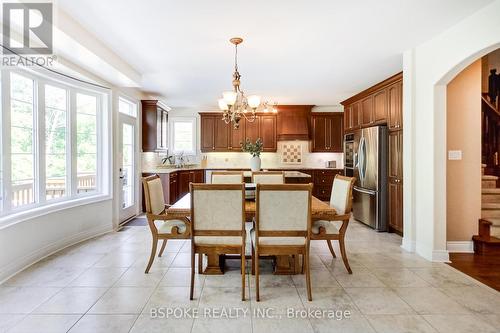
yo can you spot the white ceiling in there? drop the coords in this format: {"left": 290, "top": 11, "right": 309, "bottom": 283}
{"left": 58, "top": 0, "right": 493, "bottom": 107}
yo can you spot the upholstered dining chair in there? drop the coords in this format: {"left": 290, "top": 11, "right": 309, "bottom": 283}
{"left": 190, "top": 183, "right": 247, "bottom": 300}
{"left": 251, "top": 171, "right": 285, "bottom": 184}
{"left": 310, "top": 175, "right": 356, "bottom": 274}
{"left": 211, "top": 171, "right": 244, "bottom": 184}
{"left": 251, "top": 183, "right": 313, "bottom": 301}
{"left": 142, "top": 174, "right": 191, "bottom": 273}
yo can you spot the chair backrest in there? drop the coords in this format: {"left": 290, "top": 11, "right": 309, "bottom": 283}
{"left": 329, "top": 175, "right": 356, "bottom": 215}
{"left": 255, "top": 184, "right": 312, "bottom": 236}
{"left": 142, "top": 174, "right": 165, "bottom": 215}
{"left": 190, "top": 183, "right": 245, "bottom": 236}
{"left": 211, "top": 171, "right": 244, "bottom": 184}
{"left": 252, "top": 171, "right": 285, "bottom": 184}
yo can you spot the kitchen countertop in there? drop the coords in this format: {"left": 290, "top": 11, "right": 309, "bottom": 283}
{"left": 143, "top": 166, "right": 342, "bottom": 175}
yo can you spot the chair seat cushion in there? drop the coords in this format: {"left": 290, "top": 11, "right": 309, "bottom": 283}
{"left": 311, "top": 220, "right": 340, "bottom": 235}
{"left": 250, "top": 229, "right": 305, "bottom": 246}
{"left": 156, "top": 220, "right": 187, "bottom": 234}
{"left": 194, "top": 236, "right": 243, "bottom": 246}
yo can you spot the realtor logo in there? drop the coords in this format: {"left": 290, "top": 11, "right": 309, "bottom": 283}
{"left": 2, "top": 2, "right": 53, "bottom": 54}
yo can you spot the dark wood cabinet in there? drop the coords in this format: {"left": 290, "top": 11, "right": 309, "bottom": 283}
{"left": 373, "top": 89, "right": 388, "bottom": 124}
{"left": 311, "top": 113, "right": 343, "bottom": 152}
{"left": 313, "top": 169, "right": 343, "bottom": 201}
{"left": 169, "top": 173, "right": 178, "bottom": 205}
{"left": 388, "top": 130, "right": 403, "bottom": 234}
{"left": 200, "top": 113, "right": 276, "bottom": 152}
{"left": 361, "top": 96, "right": 374, "bottom": 126}
{"left": 344, "top": 105, "right": 352, "bottom": 131}
{"left": 276, "top": 105, "right": 313, "bottom": 140}
{"left": 388, "top": 81, "right": 402, "bottom": 130}
{"left": 352, "top": 102, "right": 361, "bottom": 130}
{"left": 141, "top": 100, "right": 168, "bottom": 152}
{"left": 177, "top": 170, "right": 205, "bottom": 199}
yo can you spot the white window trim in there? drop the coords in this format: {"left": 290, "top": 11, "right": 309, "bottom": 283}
{"left": 169, "top": 116, "right": 197, "bottom": 155}
{"left": 0, "top": 67, "right": 112, "bottom": 227}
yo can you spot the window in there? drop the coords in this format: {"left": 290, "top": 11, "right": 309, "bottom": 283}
{"left": 0, "top": 69, "right": 109, "bottom": 219}
{"left": 118, "top": 97, "right": 137, "bottom": 117}
{"left": 169, "top": 117, "right": 196, "bottom": 154}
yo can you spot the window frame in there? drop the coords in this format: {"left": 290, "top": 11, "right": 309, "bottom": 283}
{"left": 0, "top": 68, "right": 111, "bottom": 226}
{"left": 169, "top": 116, "right": 197, "bottom": 155}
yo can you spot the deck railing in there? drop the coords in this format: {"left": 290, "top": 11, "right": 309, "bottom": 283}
{"left": 11, "top": 174, "right": 96, "bottom": 207}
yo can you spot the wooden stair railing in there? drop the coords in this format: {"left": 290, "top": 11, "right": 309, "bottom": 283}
{"left": 482, "top": 93, "right": 500, "bottom": 117}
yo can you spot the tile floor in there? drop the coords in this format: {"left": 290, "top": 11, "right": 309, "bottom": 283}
{"left": 1, "top": 221, "right": 499, "bottom": 333}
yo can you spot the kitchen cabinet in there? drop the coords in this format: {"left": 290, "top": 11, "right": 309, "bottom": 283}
{"left": 373, "top": 88, "right": 388, "bottom": 124}
{"left": 361, "top": 95, "right": 374, "bottom": 126}
{"left": 351, "top": 102, "right": 361, "bottom": 130}
{"left": 276, "top": 105, "right": 313, "bottom": 140}
{"left": 313, "top": 169, "right": 343, "bottom": 201}
{"left": 311, "top": 113, "right": 343, "bottom": 152}
{"left": 200, "top": 113, "right": 276, "bottom": 152}
{"left": 178, "top": 170, "right": 205, "bottom": 199}
{"left": 388, "top": 130, "right": 403, "bottom": 234}
{"left": 344, "top": 105, "right": 352, "bottom": 131}
{"left": 388, "top": 81, "right": 402, "bottom": 130}
{"left": 169, "top": 173, "right": 178, "bottom": 205}
{"left": 141, "top": 100, "right": 169, "bottom": 152}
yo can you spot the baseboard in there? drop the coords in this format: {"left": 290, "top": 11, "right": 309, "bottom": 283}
{"left": 432, "top": 250, "right": 450, "bottom": 262}
{"left": 401, "top": 237, "right": 416, "bottom": 252}
{"left": 0, "top": 224, "right": 113, "bottom": 284}
{"left": 447, "top": 241, "right": 474, "bottom": 253}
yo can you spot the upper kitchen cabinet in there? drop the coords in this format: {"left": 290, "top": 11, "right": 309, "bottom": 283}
{"left": 276, "top": 105, "right": 313, "bottom": 140}
{"left": 341, "top": 72, "right": 402, "bottom": 132}
{"left": 141, "top": 100, "right": 169, "bottom": 152}
{"left": 259, "top": 115, "right": 277, "bottom": 152}
{"left": 200, "top": 113, "right": 229, "bottom": 152}
{"left": 310, "top": 113, "right": 343, "bottom": 152}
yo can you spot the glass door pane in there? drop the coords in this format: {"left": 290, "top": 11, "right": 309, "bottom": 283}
{"left": 121, "top": 123, "right": 134, "bottom": 209}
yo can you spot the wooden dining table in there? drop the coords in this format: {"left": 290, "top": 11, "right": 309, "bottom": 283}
{"left": 167, "top": 193, "right": 337, "bottom": 275}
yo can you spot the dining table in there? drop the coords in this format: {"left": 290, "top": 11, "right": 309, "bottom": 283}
{"left": 166, "top": 192, "right": 337, "bottom": 275}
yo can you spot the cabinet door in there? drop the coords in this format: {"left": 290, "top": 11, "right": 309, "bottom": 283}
{"left": 311, "top": 115, "right": 328, "bottom": 152}
{"left": 388, "top": 82, "right": 402, "bottom": 130}
{"left": 388, "top": 130, "right": 402, "bottom": 179}
{"left": 361, "top": 95, "right": 373, "bottom": 126}
{"left": 344, "top": 105, "right": 352, "bottom": 132}
{"left": 352, "top": 102, "right": 361, "bottom": 129}
{"left": 260, "top": 115, "right": 277, "bottom": 152}
{"left": 373, "top": 89, "right": 387, "bottom": 123}
{"left": 169, "top": 174, "right": 178, "bottom": 204}
{"left": 329, "top": 115, "right": 344, "bottom": 152}
{"left": 200, "top": 115, "right": 215, "bottom": 152}
{"left": 178, "top": 171, "right": 191, "bottom": 198}
{"left": 388, "top": 181, "right": 403, "bottom": 233}
{"left": 244, "top": 116, "right": 260, "bottom": 142}
{"left": 229, "top": 118, "right": 245, "bottom": 151}
{"left": 214, "top": 117, "right": 229, "bottom": 151}
{"left": 193, "top": 170, "right": 204, "bottom": 183}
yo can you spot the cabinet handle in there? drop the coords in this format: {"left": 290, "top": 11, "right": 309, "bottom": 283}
{"left": 212, "top": 147, "right": 215, "bottom": 150}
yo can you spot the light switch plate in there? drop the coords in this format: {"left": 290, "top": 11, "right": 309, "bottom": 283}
{"left": 448, "top": 150, "right": 462, "bottom": 160}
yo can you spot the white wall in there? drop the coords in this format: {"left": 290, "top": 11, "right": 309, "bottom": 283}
{"left": 403, "top": 0, "right": 500, "bottom": 261}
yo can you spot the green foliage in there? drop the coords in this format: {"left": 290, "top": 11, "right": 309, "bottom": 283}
{"left": 240, "top": 138, "right": 263, "bottom": 157}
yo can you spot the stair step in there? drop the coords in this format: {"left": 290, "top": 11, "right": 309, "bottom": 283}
{"left": 482, "top": 180, "right": 498, "bottom": 188}
{"left": 482, "top": 175, "right": 498, "bottom": 180}
{"left": 482, "top": 188, "right": 500, "bottom": 194}
{"left": 482, "top": 218, "right": 500, "bottom": 227}
{"left": 482, "top": 203, "right": 500, "bottom": 210}
{"left": 481, "top": 209, "right": 500, "bottom": 218}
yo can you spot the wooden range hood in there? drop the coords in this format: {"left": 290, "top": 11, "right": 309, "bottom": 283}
{"left": 276, "top": 105, "right": 314, "bottom": 141}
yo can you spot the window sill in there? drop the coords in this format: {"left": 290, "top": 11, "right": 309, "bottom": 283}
{"left": 0, "top": 194, "right": 112, "bottom": 230}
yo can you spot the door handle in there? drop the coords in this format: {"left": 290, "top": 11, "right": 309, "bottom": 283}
{"left": 353, "top": 186, "right": 376, "bottom": 195}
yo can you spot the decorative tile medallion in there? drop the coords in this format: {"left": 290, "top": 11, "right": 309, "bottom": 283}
{"left": 281, "top": 143, "right": 302, "bottom": 164}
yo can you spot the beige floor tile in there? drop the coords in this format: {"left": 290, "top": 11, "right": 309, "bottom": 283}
{"left": 394, "top": 287, "right": 470, "bottom": 315}
{"left": 8, "top": 314, "right": 81, "bottom": 333}
{"left": 366, "top": 314, "right": 438, "bottom": 333}
{"left": 170, "top": 253, "right": 193, "bottom": 268}
{"left": 292, "top": 269, "right": 340, "bottom": 288}
{"left": 115, "top": 268, "right": 166, "bottom": 287}
{"left": 89, "top": 287, "right": 154, "bottom": 314}
{"left": 476, "top": 314, "right": 500, "bottom": 328}
{"left": 250, "top": 287, "right": 304, "bottom": 314}
{"left": 0, "top": 287, "right": 60, "bottom": 314}
{"left": 4, "top": 266, "right": 85, "bottom": 287}
{"left": 309, "top": 313, "right": 375, "bottom": 333}
{"left": 204, "top": 270, "right": 249, "bottom": 288}
{"left": 142, "top": 286, "right": 200, "bottom": 311}
{"left": 409, "top": 267, "right": 476, "bottom": 288}
{"left": 335, "top": 272, "right": 386, "bottom": 288}
{"left": 422, "top": 314, "right": 497, "bottom": 333}
{"left": 38, "top": 252, "right": 105, "bottom": 269}
{"left": 130, "top": 315, "right": 193, "bottom": 333}
{"left": 200, "top": 287, "right": 250, "bottom": 309}
{"left": 439, "top": 286, "right": 500, "bottom": 314}
{"left": 345, "top": 288, "right": 415, "bottom": 315}
{"left": 0, "top": 314, "right": 25, "bottom": 333}
{"left": 68, "top": 314, "right": 138, "bottom": 333}
{"left": 371, "top": 268, "right": 431, "bottom": 288}
{"left": 69, "top": 267, "right": 127, "bottom": 287}
{"left": 131, "top": 253, "right": 177, "bottom": 271}
{"left": 33, "top": 287, "right": 108, "bottom": 314}
{"left": 93, "top": 252, "right": 140, "bottom": 268}
{"left": 249, "top": 273, "right": 295, "bottom": 288}
{"left": 253, "top": 316, "right": 314, "bottom": 333}
{"left": 296, "top": 287, "right": 360, "bottom": 313}
{"left": 159, "top": 267, "right": 205, "bottom": 287}
{"left": 192, "top": 316, "right": 252, "bottom": 333}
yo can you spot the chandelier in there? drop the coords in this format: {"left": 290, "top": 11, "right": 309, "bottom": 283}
{"left": 217, "top": 37, "right": 274, "bottom": 129}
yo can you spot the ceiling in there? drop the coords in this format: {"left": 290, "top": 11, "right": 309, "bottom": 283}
{"left": 58, "top": 0, "right": 493, "bottom": 108}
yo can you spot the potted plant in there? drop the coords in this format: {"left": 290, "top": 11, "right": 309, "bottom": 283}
{"left": 241, "top": 138, "right": 263, "bottom": 171}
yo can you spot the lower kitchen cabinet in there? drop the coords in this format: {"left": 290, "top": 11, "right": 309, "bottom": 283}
{"left": 313, "top": 169, "right": 343, "bottom": 201}
{"left": 388, "top": 180, "right": 403, "bottom": 234}
{"left": 178, "top": 170, "right": 205, "bottom": 198}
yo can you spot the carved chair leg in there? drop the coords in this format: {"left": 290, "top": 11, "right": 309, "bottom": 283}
{"left": 255, "top": 247, "right": 260, "bottom": 302}
{"left": 241, "top": 246, "right": 246, "bottom": 301}
{"left": 305, "top": 243, "right": 312, "bottom": 301}
{"left": 190, "top": 249, "right": 195, "bottom": 300}
{"left": 198, "top": 253, "right": 203, "bottom": 273}
{"left": 251, "top": 243, "right": 255, "bottom": 275}
{"left": 158, "top": 239, "right": 167, "bottom": 257}
{"left": 339, "top": 236, "right": 352, "bottom": 274}
{"left": 145, "top": 236, "right": 158, "bottom": 274}
{"left": 326, "top": 240, "right": 336, "bottom": 258}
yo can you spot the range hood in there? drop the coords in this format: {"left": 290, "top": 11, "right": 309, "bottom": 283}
{"left": 276, "top": 105, "right": 314, "bottom": 141}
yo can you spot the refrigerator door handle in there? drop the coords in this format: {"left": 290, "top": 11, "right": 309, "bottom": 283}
{"left": 353, "top": 186, "right": 376, "bottom": 195}
{"left": 358, "top": 137, "right": 366, "bottom": 181}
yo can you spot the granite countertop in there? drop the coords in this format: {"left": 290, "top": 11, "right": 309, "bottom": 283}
{"left": 143, "top": 166, "right": 342, "bottom": 174}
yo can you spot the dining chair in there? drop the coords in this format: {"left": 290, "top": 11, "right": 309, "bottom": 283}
{"left": 211, "top": 171, "right": 244, "bottom": 184}
{"left": 252, "top": 183, "right": 313, "bottom": 301}
{"left": 190, "top": 183, "right": 247, "bottom": 300}
{"left": 142, "top": 174, "right": 191, "bottom": 273}
{"left": 310, "top": 175, "right": 356, "bottom": 274}
{"left": 251, "top": 171, "right": 285, "bottom": 184}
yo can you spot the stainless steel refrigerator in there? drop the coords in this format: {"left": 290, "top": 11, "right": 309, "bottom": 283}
{"left": 348, "top": 126, "right": 388, "bottom": 231}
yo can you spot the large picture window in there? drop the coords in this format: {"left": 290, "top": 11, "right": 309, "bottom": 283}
{"left": 1, "top": 69, "right": 109, "bottom": 219}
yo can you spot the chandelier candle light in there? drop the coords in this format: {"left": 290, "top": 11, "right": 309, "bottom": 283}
{"left": 218, "top": 37, "right": 276, "bottom": 129}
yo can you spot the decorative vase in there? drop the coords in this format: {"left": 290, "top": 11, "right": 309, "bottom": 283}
{"left": 250, "top": 155, "right": 261, "bottom": 171}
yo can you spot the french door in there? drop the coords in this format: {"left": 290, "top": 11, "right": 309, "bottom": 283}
{"left": 118, "top": 114, "right": 138, "bottom": 222}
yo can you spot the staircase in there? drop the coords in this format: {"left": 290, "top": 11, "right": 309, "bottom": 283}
{"left": 473, "top": 164, "right": 500, "bottom": 254}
